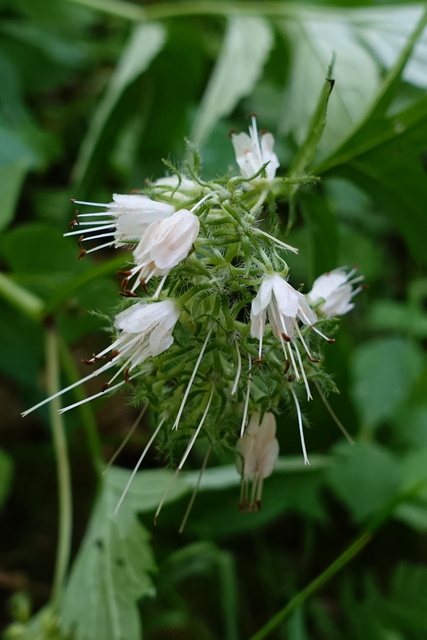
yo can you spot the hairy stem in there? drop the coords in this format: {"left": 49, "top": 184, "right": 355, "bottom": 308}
{"left": 46, "top": 324, "right": 73, "bottom": 609}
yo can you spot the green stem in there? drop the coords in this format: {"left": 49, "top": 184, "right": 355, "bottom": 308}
{"left": 247, "top": 484, "right": 426, "bottom": 640}
{"left": 0, "top": 272, "right": 44, "bottom": 321}
{"left": 58, "top": 338, "right": 103, "bottom": 476}
{"left": 46, "top": 324, "right": 73, "bottom": 610}
{"left": 247, "top": 532, "right": 371, "bottom": 640}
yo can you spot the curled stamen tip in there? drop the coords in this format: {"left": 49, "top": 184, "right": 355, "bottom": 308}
{"left": 82, "top": 358, "right": 95, "bottom": 365}
{"left": 252, "top": 358, "right": 262, "bottom": 364}
{"left": 119, "top": 291, "right": 139, "bottom": 298}
{"left": 228, "top": 128, "right": 237, "bottom": 138}
{"left": 78, "top": 250, "right": 87, "bottom": 260}
{"left": 281, "top": 332, "right": 291, "bottom": 343}
{"left": 102, "top": 383, "right": 110, "bottom": 392}
{"left": 327, "top": 338, "right": 336, "bottom": 344}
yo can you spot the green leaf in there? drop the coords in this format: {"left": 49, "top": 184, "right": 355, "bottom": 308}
{"left": 72, "top": 22, "right": 166, "bottom": 185}
{"left": 0, "top": 126, "right": 36, "bottom": 230}
{"left": 191, "top": 16, "right": 273, "bottom": 146}
{"left": 0, "top": 449, "right": 13, "bottom": 509}
{"left": 279, "top": 10, "right": 380, "bottom": 151}
{"left": 351, "top": 338, "right": 424, "bottom": 431}
{"left": 327, "top": 442, "right": 401, "bottom": 522}
{"left": 60, "top": 467, "right": 190, "bottom": 640}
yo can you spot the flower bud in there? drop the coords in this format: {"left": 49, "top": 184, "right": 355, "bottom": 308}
{"left": 236, "top": 412, "right": 279, "bottom": 511}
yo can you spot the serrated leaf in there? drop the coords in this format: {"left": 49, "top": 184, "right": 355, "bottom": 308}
{"left": 72, "top": 22, "right": 166, "bottom": 185}
{"left": 351, "top": 338, "right": 424, "bottom": 430}
{"left": 191, "top": 16, "right": 273, "bottom": 145}
{"left": 60, "top": 467, "right": 191, "bottom": 640}
{"left": 327, "top": 442, "right": 401, "bottom": 522}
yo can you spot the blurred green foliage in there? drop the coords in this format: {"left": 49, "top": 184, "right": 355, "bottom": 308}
{"left": 1, "top": 1, "right": 427, "bottom": 639}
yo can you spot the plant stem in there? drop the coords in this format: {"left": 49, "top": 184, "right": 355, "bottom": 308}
{"left": 246, "top": 484, "right": 426, "bottom": 640}
{"left": 58, "top": 337, "right": 104, "bottom": 477}
{"left": 46, "top": 323, "right": 73, "bottom": 610}
{"left": 247, "top": 532, "right": 372, "bottom": 640}
{"left": 0, "top": 272, "right": 44, "bottom": 321}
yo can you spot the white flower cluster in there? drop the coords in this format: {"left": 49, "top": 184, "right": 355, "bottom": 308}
{"left": 24, "top": 118, "right": 363, "bottom": 513}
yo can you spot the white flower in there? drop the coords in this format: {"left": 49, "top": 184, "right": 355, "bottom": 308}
{"left": 307, "top": 267, "right": 363, "bottom": 318}
{"left": 250, "top": 273, "right": 326, "bottom": 399}
{"left": 153, "top": 175, "right": 199, "bottom": 199}
{"left": 232, "top": 116, "right": 279, "bottom": 181}
{"left": 126, "top": 209, "right": 200, "bottom": 294}
{"left": 236, "top": 412, "right": 279, "bottom": 511}
{"left": 65, "top": 194, "right": 175, "bottom": 256}
{"left": 22, "top": 300, "right": 180, "bottom": 417}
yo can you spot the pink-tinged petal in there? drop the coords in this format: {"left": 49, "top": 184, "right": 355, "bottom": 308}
{"left": 260, "top": 133, "right": 280, "bottom": 179}
{"left": 296, "top": 291, "right": 317, "bottom": 326}
{"left": 271, "top": 276, "right": 299, "bottom": 318}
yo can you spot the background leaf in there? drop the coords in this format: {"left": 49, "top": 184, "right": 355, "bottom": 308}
{"left": 191, "top": 16, "right": 273, "bottom": 146}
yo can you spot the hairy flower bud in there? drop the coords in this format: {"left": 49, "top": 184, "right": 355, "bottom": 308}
{"left": 236, "top": 412, "right": 279, "bottom": 511}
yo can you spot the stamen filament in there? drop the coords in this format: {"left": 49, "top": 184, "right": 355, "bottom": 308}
{"left": 290, "top": 387, "right": 310, "bottom": 466}
{"left": 113, "top": 418, "right": 165, "bottom": 516}
{"left": 172, "top": 329, "right": 212, "bottom": 430}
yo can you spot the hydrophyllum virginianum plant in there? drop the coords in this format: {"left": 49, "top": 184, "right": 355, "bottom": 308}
{"left": 23, "top": 116, "right": 363, "bottom": 514}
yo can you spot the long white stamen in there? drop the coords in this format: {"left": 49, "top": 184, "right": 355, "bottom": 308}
{"left": 105, "top": 404, "right": 147, "bottom": 470}
{"left": 85, "top": 241, "right": 116, "bottom": 254}
{"left": 290, "top": 387, "right": 310, "bottom": 466}
{"left": 293, "top": 341, "right": 312, "bottom": 400}
{"left": 190, "top": 192, "right": 211, "bottom": 212}
{"left": 58, "top": 369, "right": 145, "bottom": 414}
{"left": 312, "top": 325, "right": 332, "bottom": 342}
{"left": 152, "top": 274, "right": 168, "bottom": 300}
{"left": 22, "top": 334, "right": 140, "bottom": 417}
{"left": 280, "top": 335, "right": 300, "bottom": 381}
{"left": 179, "top": 446, "right": 211, "bottom": 534}
{"left": 73, "top": 212, "right": 114, "bottom": 218}
{"left": 240, "top": 355, "right": 252, "bottom": 437}
{"left": 249, "top": 115, "right": 262, "bottom": 164}
{"left": 178, "top": 387, "right": 214, "bottom": 470}
{"left": 113, "top": 418, "right": 165, "bottom": 516}
{"left": 64, "top": 224, "right": 115, "bottom": 236}
{"left": 81, "top": 232, "right": 116, "bottom": 243}
{"left": 295, "top": 324, "right": 313, "bottom": 360}
{"left": 71, "top": 199, "right": 110, "bottom": 207}
{"left": 172, "top": 329, "right": 212, "bottom": 430}
{"left": 314, "top": 380, "right": 354, "bottom": 445}
{"left": 231, "top": 342, "right": 242, "bottom": 396}
{"left": 154, "top": 468, "right": 180, "bottom": 525}
{"left": 252, "top": 228, "right": 299, "bottom": 254}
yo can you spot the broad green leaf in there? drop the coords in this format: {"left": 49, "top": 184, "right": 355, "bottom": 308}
{"left": 351, "top": 338, "right": 424, "bottom": 431}
{"left": 396, "top": 449, "right": 427, "bottom": 531}
{"left": 0, "top": 449, "right": 13, "bottom": 509}
{"left": 354, "top": 5, "right": 427, "bottom": 90}
{"left": 319, "top": 95, "right": 427, "bottom": 264}
{"left": 191, "top": 16, "right": 273, "bottom": 145}
{"left": 0, "top": 126, "right": 36, "bottom": 230}
{"left": 61, "top": 467, "right": 190, "bottom": 640}
{"left": 280, "top": 11, "right": 380, "bottom": 151}
{"left": 327, "top": 442, "right": 401, "bottom": 522}
{"left": 72, "top": 22, "right": 166, "bottom": 185}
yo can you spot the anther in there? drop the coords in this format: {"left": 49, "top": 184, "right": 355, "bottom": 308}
{"left": 124, "top": 368, "right": 130, "bottom": 384}
{"left": 102, "top": 382, "right": 110, "bottom": 392}
{"left": 281, "top": 332, "right": 291, "bottom": 343}
{"left": 288, "top": 374, "right": 296, "bottom": 382}
{"left": 283, "top": 360, "right": 290, "bottom": 375}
